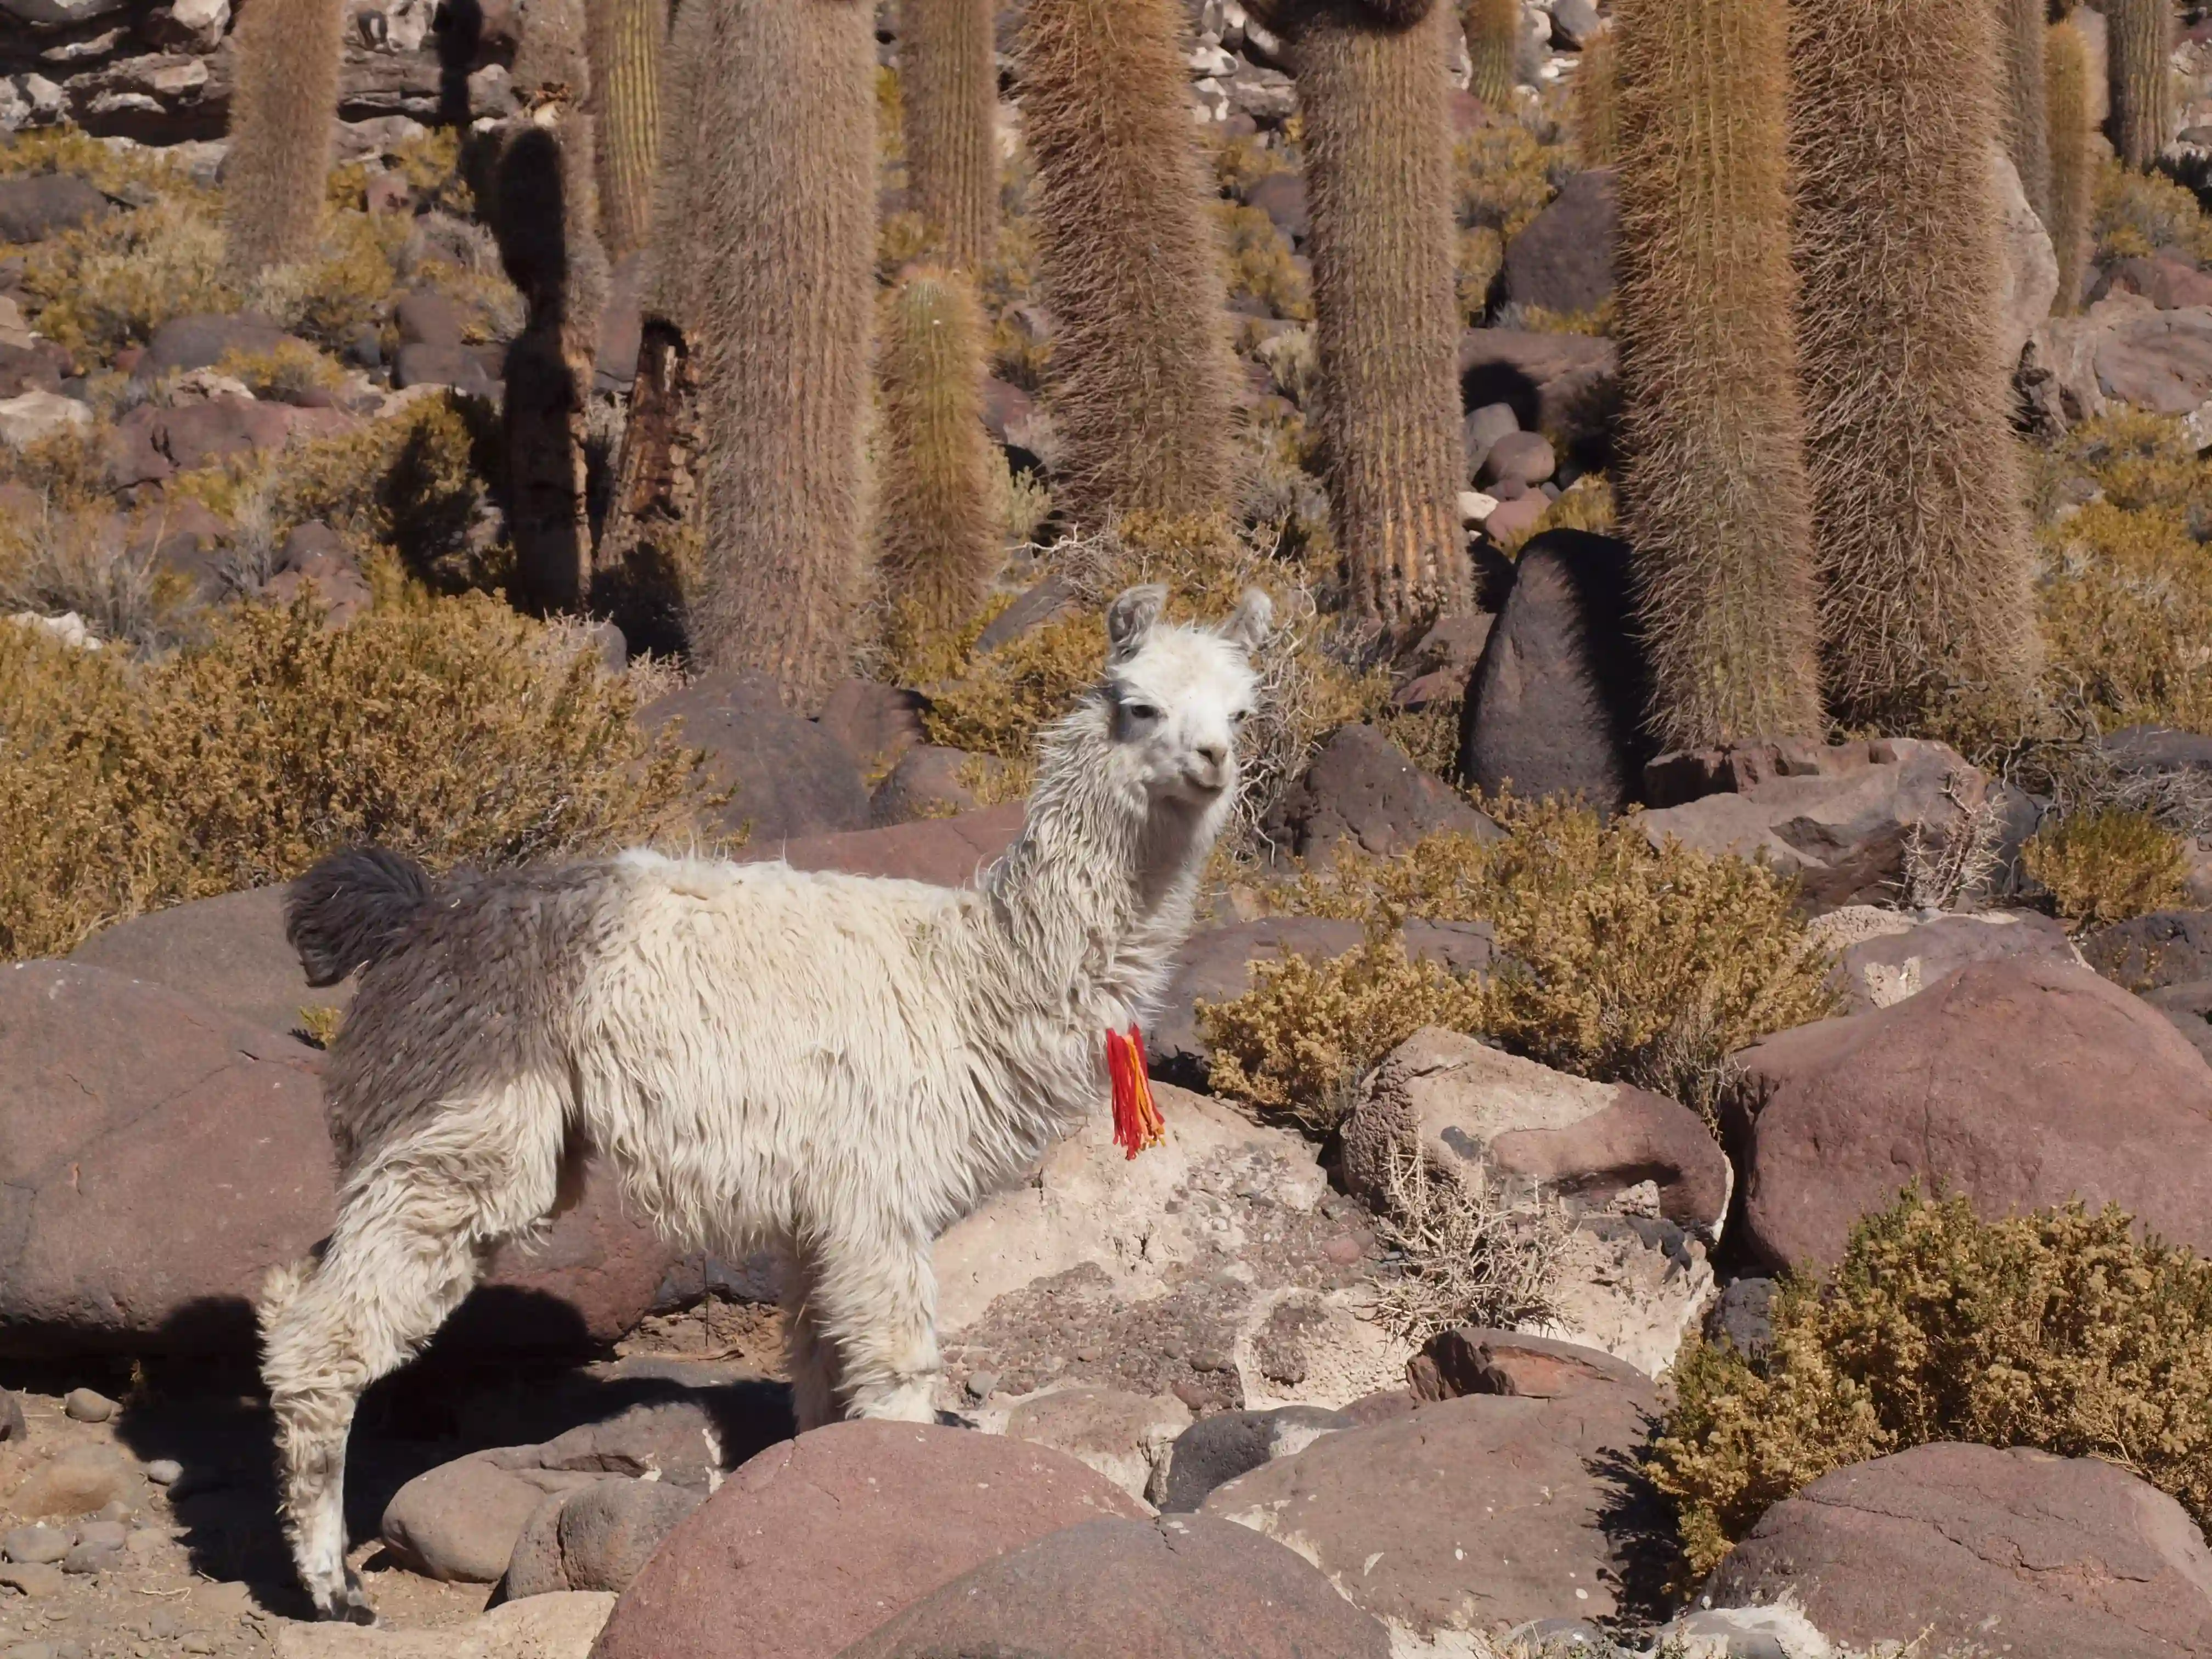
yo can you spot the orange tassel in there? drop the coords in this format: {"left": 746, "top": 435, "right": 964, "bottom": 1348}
{"left": 1107, "top": 1025, "right": 1165, "bottom": 1159}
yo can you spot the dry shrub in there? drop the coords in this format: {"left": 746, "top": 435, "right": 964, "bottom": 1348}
{"left": 1368, "top": 1127, "right": 1565, "bottom": 1345}
{"left": 0, "top": 592, "right": 702, "bottom": 960}
{"left": 2023, "top": 806, "right": 2188, "bottom": 927}
{"left": 22, "top": 195, "right": 230, "bottom": 358}
{"left": 240, "top": 208, "right": 410, "bottom": 348}
{"left": 1649, "top": 1190, "right": 2212, "bottom": 1582}
{"left": 2092, "top": 155, "right": 2212, "bottom": 265}
{"left": 0, "top": 127, "right": 203, "bottom": 199}
{"left": 1452, "top": 121, "right": 1575, "bottom": 323}
{"left": 1485, "top": 473, "right": 1616, "bottom": 555}
{"left": 1214, "top": 199, "right": 1313, "bottom": 322}
{"left": 215, "top": 339, "right": 347, "bottom": 402}
{"left": 0, "top": 504, "right": 194, "bottom": 647}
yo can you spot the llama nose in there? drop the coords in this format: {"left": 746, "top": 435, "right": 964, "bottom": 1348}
{"left": 1195, "top": 742, "right": 1226, "bottom": 771}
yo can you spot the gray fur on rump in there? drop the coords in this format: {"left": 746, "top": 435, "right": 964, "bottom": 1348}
{"left": 286, "top": 846, "right": 438, "bottom": 988}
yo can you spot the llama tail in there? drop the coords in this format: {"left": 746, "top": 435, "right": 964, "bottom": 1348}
{"left": 286, "top": 845, "right": 437, "bottom": 988}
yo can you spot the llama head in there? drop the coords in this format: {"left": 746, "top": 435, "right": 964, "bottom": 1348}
{"left": 1098, "top": 584, "right": 1273, "bottom": 808}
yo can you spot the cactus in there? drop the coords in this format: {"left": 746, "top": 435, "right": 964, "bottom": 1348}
{"left": 1462, "top": 0, "right": 1521, "bottom": 113}
{"left": 1792, "top": 0, "right": 2039, "bottom": 731}
{"left": 686, "top": 0, "right": 876, "bottom": 707}
{"left": 901, "top": 0, "right": 999, "bottom": 272}
{"left": 2047, "top": 18, "right": 2093, "bottom": 314}
{"left": 1614, "top": 0, "right": 1820, "bottom": 748}
{"left": 877, "top": 267, "right": 1001, "bottom": 644}
{"left": 1573, "top": 26, "right": 1620, "bottom": 168}
{"left": 2109, "top": 0, "right": 2175, "bottom": 170}
{"left": 1017, "top": 0, "right": 1239, "bottom": 531}
{"left": 221, "top": 0, "right": 347, "bottom": 281}
{"left": 1999, "top": 0, "right": 2050, "bottom": 222}
{"left": 1293, "top": 0, "right": 1470, "bottom": 627}
{"left": 588, "top": 0, "right": 665, "bottom": 261}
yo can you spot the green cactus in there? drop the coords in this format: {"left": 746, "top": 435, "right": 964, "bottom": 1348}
{"left": 1462, "top": 0, "right": 1521, "bottom": 114}
{"left": 1615, "top": 0, "right": 1821, "bottom": 748}
{"left": 1017, "top": 0, "right": 1239, "bottom": 531}
{"left": 2047, "top": 18, "right": 2094, "bottom": 314}
{"left": 901, "top": 0, "right": 1000, "bottom": 272}
{"left": 2109, "top": 0, "right": 2175, "bottom": 170}
{"left": 588, "top": 0, "right": 665, "bottom": 261}
{"left": 1792, "top": 0, "right": 2039, "bottom": 731}
{"left": 1999, "top": 0, "right": 2050, "bottom": 222}
{"left": 221, "top": 0, "right": 347, "bottom": 281}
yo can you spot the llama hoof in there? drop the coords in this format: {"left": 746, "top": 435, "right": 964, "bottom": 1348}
{"left": 316, "top": 1576, "right": 377, "bottom": 1624}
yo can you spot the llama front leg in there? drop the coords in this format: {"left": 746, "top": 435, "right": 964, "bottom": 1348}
{"left": 808, "top": 1230, "right": 942, "bottom": 1424}
{"left": 780, "top": 1253, "right": 843, "bottom": 1432}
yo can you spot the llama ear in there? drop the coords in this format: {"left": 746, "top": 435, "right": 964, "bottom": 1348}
{"left": 1219, "top": 588, "right": 1274, "bottom": 652}
{"left": 1105, "top": 584, "right": 1167, "bottom": 662}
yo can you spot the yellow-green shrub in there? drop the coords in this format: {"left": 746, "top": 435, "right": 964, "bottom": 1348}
{"left": 0, "top": 592, "right": 701, "bottom": 960}
{"left": 2024, "top": 806, "right": 2190, "bottom": 926}
{"left": 215, "top": 338, "right": 347, "bottom": 401}
{"left": 1650, "top": 1190, "right": 2212, "bottom": 1581}
{"left": 22, "top": 195, "right": 231, "bottom": 357}
{"left": 2093, "top": 156, "right": 2212, "bottom": 264}
{"left": 1214, "top": 200, "right": 1312, "bottom": 321}
{"left": 1452, "top": 122, "right": 1573, "bottom": 322}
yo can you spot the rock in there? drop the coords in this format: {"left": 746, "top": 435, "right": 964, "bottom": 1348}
{"left": 1737, "top": 956, "right": 2212, "bottom": 1271}
{"left": 0, "top": 174, "right": 106, "bottom": 244}
{"left": 974, "top": 573, "right": 1078, "bottom": 652}
{"left": 1638, "top": 737, "right": 1999, "bottom": 913}
{"left": 1499, "top": 168, "right": 1616, "bottom": 320}
{"left": 1200, "top": 1385, "right": 1669, "bottom": 1641}
{"left": 2097, "top": 251, "right": 2212, "bottom": 311}
{"left": 1403, "top": 1328, "right": 1647, "bottom": 1403}
{"left": 867, "top": 744, "right": 1017, "bottom": 828}
{"left": 595, "top": 255, "right": 643, "bottom": 391}
{"left": 394, "top": 289, "right": 467, "bottom": 349}
{"left": 1810, "top": 905, "right": 2081, "bottom": 1013}
{"left": 1154, "top": 1406, "right": 1350, "bottom": 1513}
{"left": 8, "top": 1447, "right": 137, "bottom": 1519}
{"left": 1993, "top": 147, "right": 2058, "bottom": 366}
{"left": 1482, "top": 429, "right": 1557, "bottom": 489}
{"left": 815, "top": 680, "right": 926, "bottom": 773}
{"left": 2142, "top": 979, "right": 2212, "bottom": 1066}
{"left": 2092, "top": 301, "right": 2212, "bottom": 414}
{"left": 1, "top": 1527, "right": 70, "bottom": 1566}
{"left": 1548, "top": 0, "right": 1601, "bottom": 48}
{"left": 0, "top": 343, "right": 67, "bottom": 400}
{"left": 381, "top": 1452, "right": 603, "bottom": 1584}
{"left": 2080, "top": 907, "right": 2212, "bottom": 991}
{"left": 392, "top": 341, "right": 499, "bottom": 399}
{"left": 0, "top": 1563, "right": 63, "bottom": 1599}
{"left": 736, "top": 804, "right": 1028, "bottom": 888}
{"left": 108, "top": 396, "right": 294, "bottom": 487}
{"left": 0, "top": 961, "right": 669, "bottom": 1357}
{"left": 1458, "top": 329, "right": 1616, "bottom": 446}
{"left": 1145, "top": 918, "right": 1495, "bottom": 1087}
{"left": 643, "top": 668, "right": 871, "bottom": 843}
{"left": 68, "top": 884, "right": 350, "bottom": 1036}
{"left": 0, "top": 1391, "right": 20, "bottom": 1442}
{"left": 272, "top": 1590, "right": 616, "bottom": 1658}
{"left": 138, "top": 313, "right": 295, "bottom": 377}
{"left": 1459, "top": 530, "right": 1647, "bottom": 815}
{"left": 143, "top": 1458, "right": 180, "bottom": 1486}
{"left": 974, "top": 1386, "right": 1192, "bottom": 1502}
{"left": 1260, "top": 724, "right": 1500, "bottom": 861}
{"left": 1651, "top": 1605, "right": 1836, "bottom": 1659}
{"left": 1246, "top": 170, "right": 1309, "bottom": 242}
{"left": 501, "top": 1478, "right": 703, "bottom": 1598}
{"left": 60, "top": 1389, "right": 113, "bottom": 1424}
{"left": 589, "top": 1421, "right": 1146, "bottom": 1659}
{"left": 1462, "top": 400, "right": 1520, "bottom": 483}
{"left": 1541, "top": 1215, "right": 1716, "bottom": 1379}
{"left": 1342, "top": 1026, "right": 1731, "bottom": 1233}
{"left": 832, "top": 1514, "right": 1391, "bottom": 1659}
{"left": 1702, "top": 1277, "right": 1775, "bottom": 1359}
{"left": 60, "top": 1527, "right": 121, "bottom": 1574}
{"left": 264, "top": 520, "right": 372, "bottom": 621}
{"left": 1705, "top": 1443, "right": 2212, "bottom": 1658}
{"left": 530, "top": 1397, "right": 733, "bottom": 1489}
{"left": 0, "top": 390, "right": 89, "bottom": 448}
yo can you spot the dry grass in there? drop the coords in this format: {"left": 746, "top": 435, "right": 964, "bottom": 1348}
{"left": 1367, "top": 1127, "right": 1566, "bottom": 1346}
{"left": 214, "top": 339, "right": 347, "bottom": 402}
{"left": 0, "top": 504, "right": 193, "bottom": 648}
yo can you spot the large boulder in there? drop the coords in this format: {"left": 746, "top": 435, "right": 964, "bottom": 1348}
{"left": 1153, "top": 1404, "right": 1352, "bottom": 1513}
{"left": 1706, "top": 1443, "right": 2212, "bottom": 1658}
{"left": 832, "top": 1515, "right": 1391, "bottom": 1659}
{"left": 0, "top": 962, "right": 670, "bottom": 1356}
{"left": 1736, "top": 956, "right": 2212, "bottom": 1272}
{"left": 866, "top": 744, "right": 1020, "bottom": 828}
{"left": 1458, "top": 329, "right": 1616, "bottom": 443}
{"left": 138, "top": 313, "right": 299, "bottom": 377}
{"left": 1994, "top": 146, "right": 2059, "bottom": 366}
{"left": 814, "top": 680, "right": 926, "bottom": 774}
{"left": 501, "top": 1477, "right": 704, "bottom": 1597}
{"left": 1260, "top": 724, "right": 1500, "bottom": 860}
{"left": 644, "top": 669, "right": 872, "bottom": 843}
{"left": 381, "top": 1452, "right": 604, "bottom": 1583}
{"left": 1199, "top": 1381, "right": 1670, "bottom": 1641}
{"left": 1499, "top": 168, "right": 1616, "bottom": 320}
{"left": 736, "top": 804, "right": 1026, "bottom": 887}
{"left": 1458, "top": 530, "right": 1648, "bottom": 815}
{"left": 587, "top": 1421, "right": 1145, "bottom": 1659}
{"left": 108, "top": 396, "right": 295, "bottom": 487}
{"left": 1809, "top": 905, "right": 2081, "bottom": 1013}
{"left": 0, "top": 173, "right": 108, "bottom": 243}
{"left": 2080, "top": 907, "right": 2212, "bottom": 991}
{"left": 66, "top": 884, "right": 347, "bottom": 1035}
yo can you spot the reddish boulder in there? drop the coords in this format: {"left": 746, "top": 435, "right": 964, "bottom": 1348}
{"left": 107, "top": 397, "right": 294, "bottom": 487}
{"left": 2081, "top": 907, "right": 2212, "bottom": 991}
{"left": 644, "top": 669, "right": 871, "bottom": 844}
{"left": 1737, "top": 956, "right": 2212, "bottom": 1271}
{"left": 867, "top": 745, "right": 1019, "bottom": 829}
{"left": 1260, "top": 724, "right": 1500, "bottom": 860}
{"left": 815, "top": 679, "right": 927, "bottom": 774}
{"left": 739, "top": 805, "right": 1027, "bottom": 888}
{"left": 1405, "top": 1328, "right": 1648, "bottom": 1403}
{"left": 67, "top": 883, "right": 347, "bottom": 1036}
{"left": 1499, "top": 168, "right": 1616, "bottom": 320}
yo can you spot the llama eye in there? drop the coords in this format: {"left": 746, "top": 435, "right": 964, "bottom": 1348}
{"left": 1232, "top": 708, "right": 1253, "bottom": 725}
{"left": 1125, "top": 702, "right": 1161, "bottom": 723}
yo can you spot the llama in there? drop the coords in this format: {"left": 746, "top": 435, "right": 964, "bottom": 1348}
{"left": 259, "top": 583, "right": 1271, "bottom": 1622}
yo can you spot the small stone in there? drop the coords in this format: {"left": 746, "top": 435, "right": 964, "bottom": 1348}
{"left": 142, "top": 1460, "right": 180, "bottom": 1488}
{"left": 0, "top": 1562, "right": 65, "bottom": 1599}
{"left": 61, "top": 1390, "right": 114, "bottom": 1425}
{"left": 123, "top": 1531, "right": 164, "bottom": 1559}
{"left": 964, "top": 1372, "right": 999, "bottom": 1402}
{"left": 58, "top": 1540, "right": 117, "bottom": 1575}
{"left": 70, "top": 1523, "right": 122, "bottom": 1553}
{"left": 180, "top": 1639, "right": 215, "bottom": 1656}
{"left": 1, "top": 1528, "right": 69, "bottom": 1566}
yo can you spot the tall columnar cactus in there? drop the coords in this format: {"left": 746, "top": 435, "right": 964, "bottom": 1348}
{"left": 878, "top": 267, "right": 1001, "bottom": 641}
{"left": 1293, "top": 0, "right": 1470, "bottom": 627}
{"left": 588, "top": 0, "right": 665, "bottom": 261}
{"left": 1462, "top": 0, "right": 1521, "bottom": 112}
{"left": 1792, "top": 0, "right": 2039, "bottom": 731}
{"left": 221, "top": 0, "right": 347, "bottom": 281}
{"left": 1615, "top": 0, "right": 1821, "bottom": 748}
{"left": 1999, "top": 0, "right": 2050, "bottom": 222}
{"left": 688, "top": 0, "right": 876, "bottom": 707}
{"left": 901, "top": 0, "right": 1000, "bottom": 272}
{"left": 1573, "top": 26, "right": 1619, "bottom": 168}
{"left": 2047, "top": 18, "right": 2094, "bottom": 314}
{"left": 2109, "top": 0, "right": 2175, "bottom": 170}
{"left": 1018, "top": 0, "right": 1238, "bottom": 531}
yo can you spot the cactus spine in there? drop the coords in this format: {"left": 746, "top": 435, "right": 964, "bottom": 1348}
{"left": 2110, "top": 0, "right": 2175, "bottom": 170}
{"left": 1017, "top": 0, "right": 1239, "bottom": 531}
{"left": 1615, "top": 0, "right": 1820, "bottom": 748}
{"left": 1462, "top": 0, "right": 1520, "bottom": 112}
{"left": 2046, "top": 18, "right": 2093, "bottom": 314}
{"left": 588, "top": 0, "right": 664, "bottom": 261}
{"left": 221, "top": 0, "right": 347, "bottom": 281}
{"left": 1294, "top": 0, "right": 1470, "bottom": 627}
{"left": 688, "top": 0, "right": 876, "bottom": 707}
{"left": 901, "top": 0, "right": 1000, "bottom": 272}
{"left": 1792, "top": 0, "right": 2039, "bottom": 731}
{"left": 878, "top": 267, "right": 1001, "bottom": 642}
{"left": 1999, "top": 0, "right": 2050, "bottom": 222}
{"left": 1573, "top": 26, "right": 1620, "bottom": 168}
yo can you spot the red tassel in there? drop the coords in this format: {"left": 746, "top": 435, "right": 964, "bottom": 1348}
{"left": 1107, "top": 1025, "right": 1166, "bottom": 1159}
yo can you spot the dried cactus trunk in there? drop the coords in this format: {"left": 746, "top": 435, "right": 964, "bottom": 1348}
{"left": 1295, "top": 0, "right": 1470, "bottom": 628}
{"left": 1017, "top": 0, "right": 1238, "bottom": 531}
{"left": 901, "top": 0, "right": 999, "bottom": 272}
{"left": 588, "top": 0, "right": 665, "bottom": 261}
{"left": 2047, "top": 18, "right": 2094, "bottom": 314}
{"left": 1792, "top": 0, "right": 2039, "bottom": 732}
{"left": 221, "top": 0, "right": 347, "bottom": 281}
{"left": 877, "top": 267, "right": 1001, "bottom": 641}
{"left": 2109, "top": 0, "right": 2175, "bottom": 170}
{"left": 1462, "top": 0, "right": 1520, "bottom": 112}
{"left": 687, "top": 0, "right": 876, "bottom": 708}
{"left": 1999, "top": 0, "right": 2050, "bottom": 222}
{"left": 1573, "top": 26, "right": 1619, "bottom": 168}
{"left": 1615, "top": 0, "right": 1820, "bottom": 748}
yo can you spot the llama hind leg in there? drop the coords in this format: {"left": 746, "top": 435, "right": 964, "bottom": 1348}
{"left": 781, "top": 1252, "right": 844, "bottom": 1432}
{"left": 808, "top": 1229, "right": 941, "bottom": 1424}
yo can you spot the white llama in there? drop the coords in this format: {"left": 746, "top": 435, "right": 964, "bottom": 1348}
{"left": 258, "top": 583, "right": 1272, "bottom": 1622}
